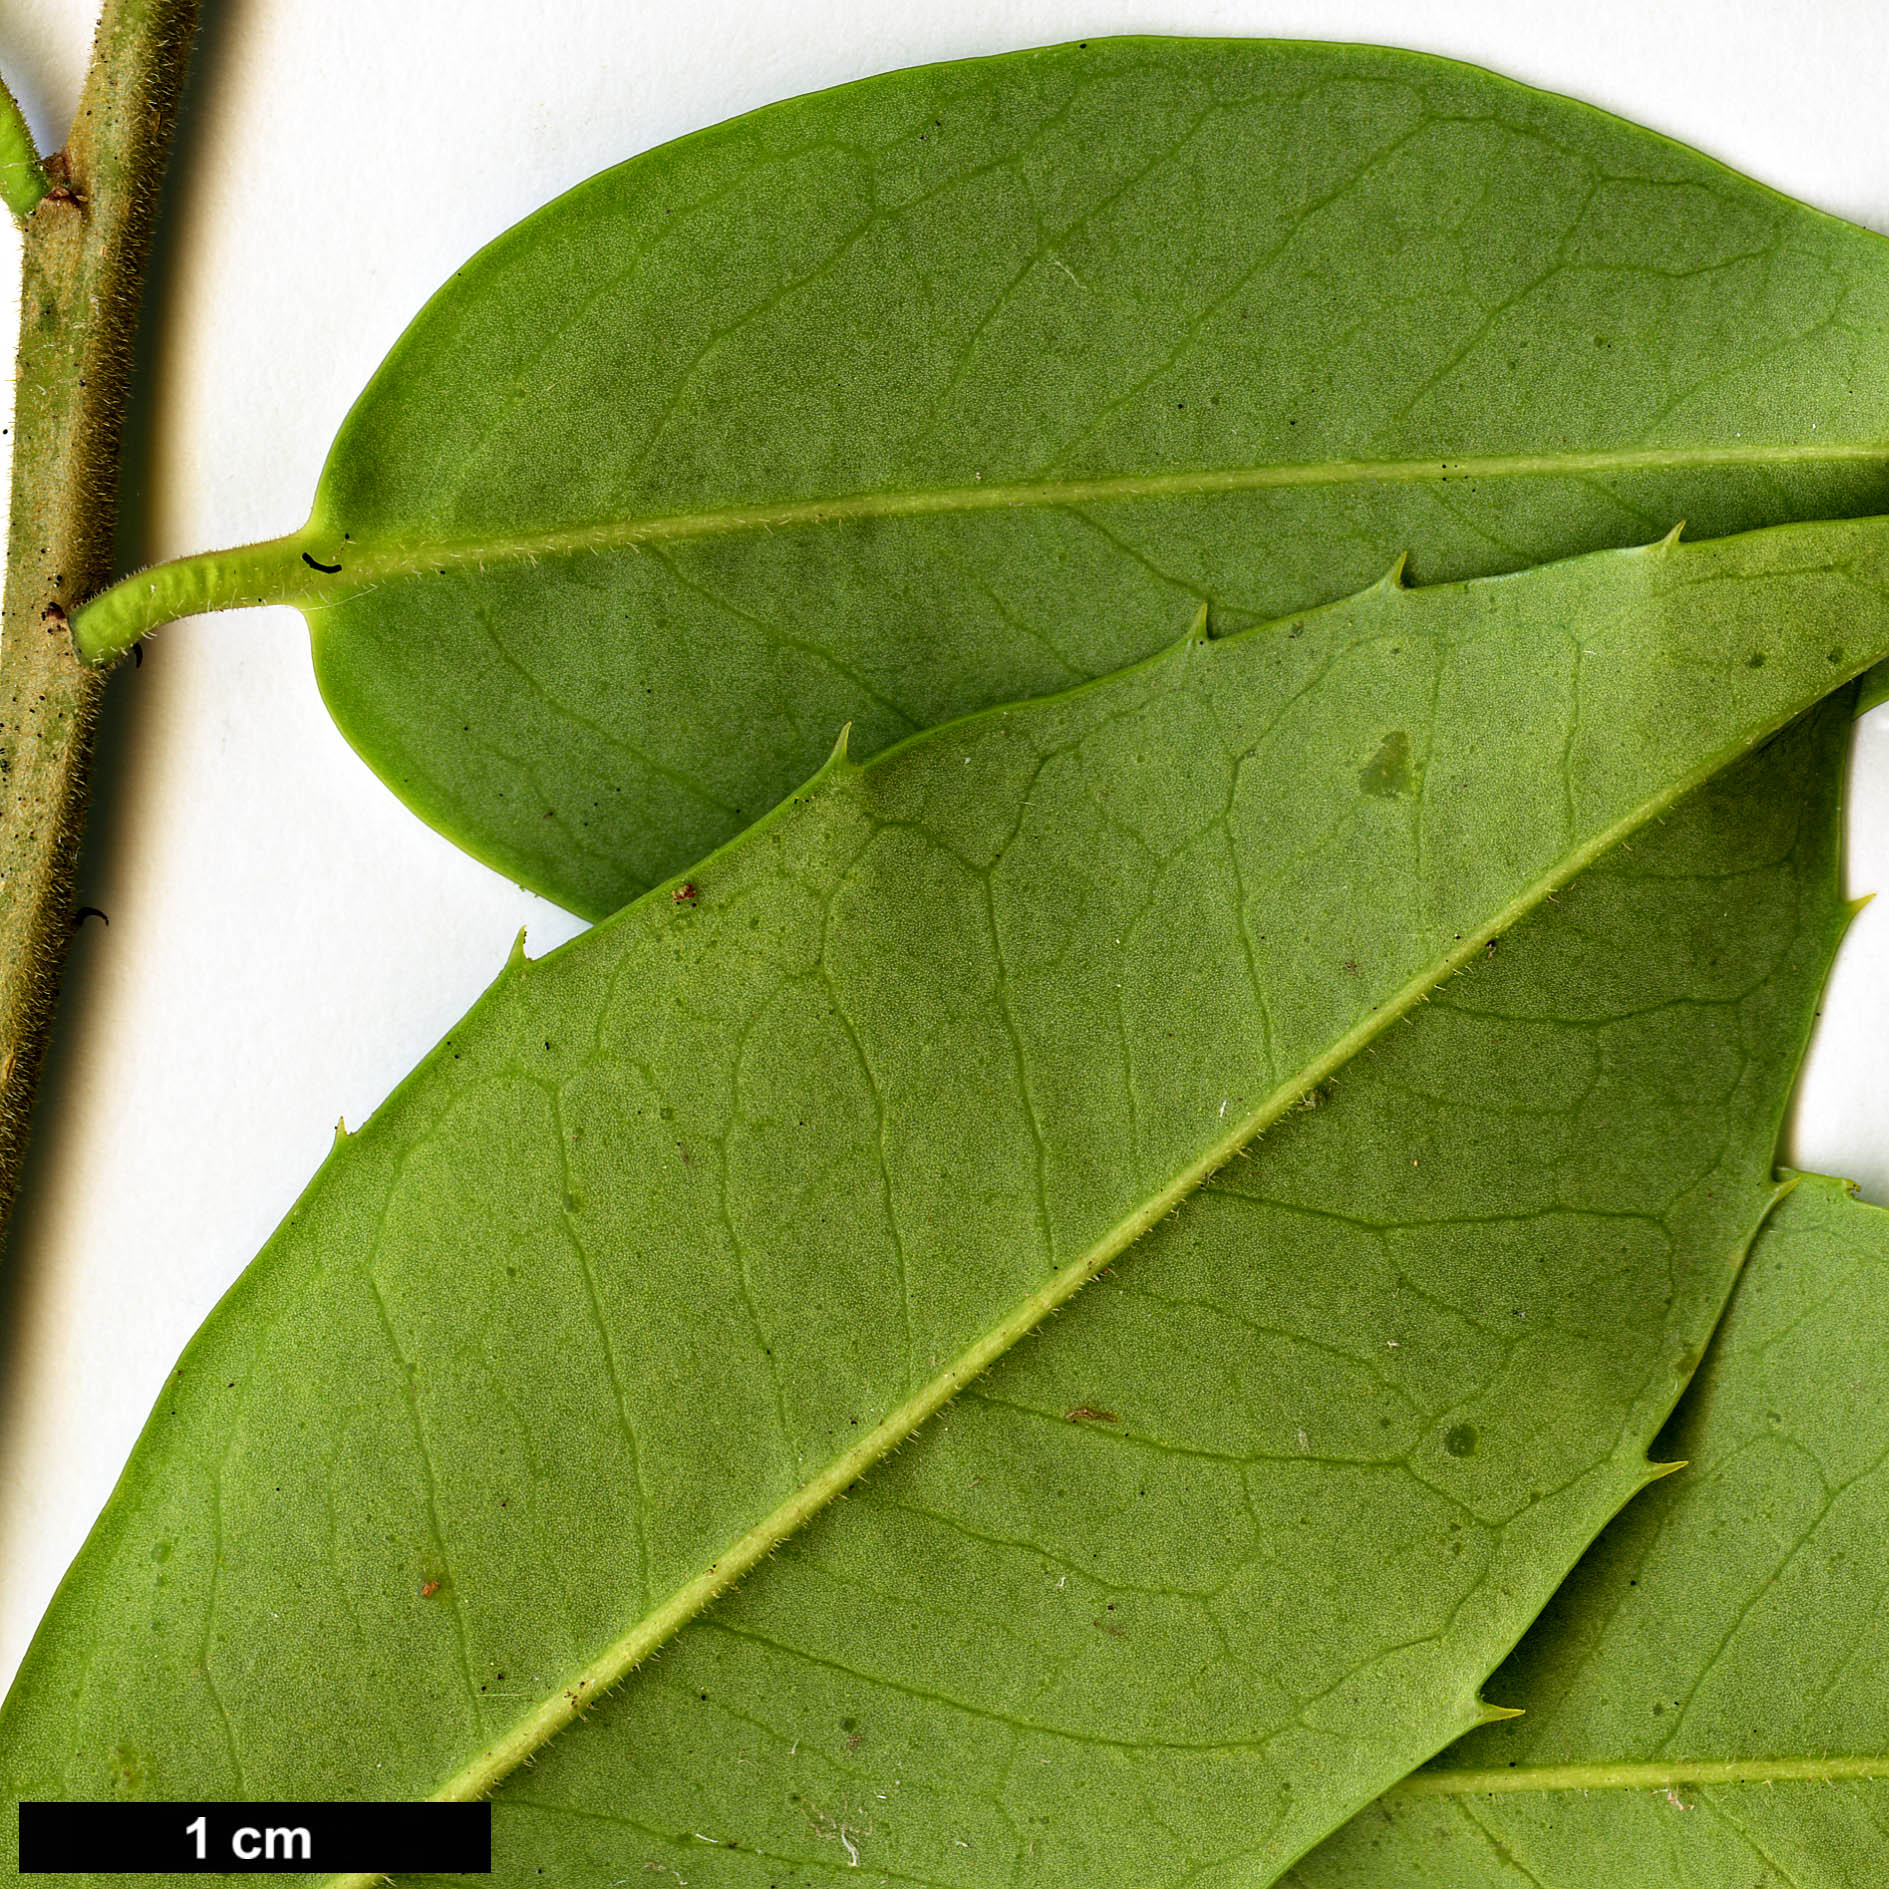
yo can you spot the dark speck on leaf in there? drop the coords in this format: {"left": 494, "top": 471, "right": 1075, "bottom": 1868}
{"left": 1066, "top": 1406, "right": 1119, "bottom": 1423}
{"left": 674, "top": 882, "right": 699, "bottom": 906}
{"left": 301, "top": 551, "right": 342, "bottom": 574}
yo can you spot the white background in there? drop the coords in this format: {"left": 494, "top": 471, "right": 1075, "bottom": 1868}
{"left": 4, "top": 0, "right": 1889, "bottom": 1695}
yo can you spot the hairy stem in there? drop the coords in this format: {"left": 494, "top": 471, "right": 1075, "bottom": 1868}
{"left": 0, "top": 0, "right": 203, "bottom": 1252}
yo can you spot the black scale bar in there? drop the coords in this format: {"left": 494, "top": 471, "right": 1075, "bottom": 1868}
{"left": 18, "top": 1801, "right": 490, "bottom": 1874}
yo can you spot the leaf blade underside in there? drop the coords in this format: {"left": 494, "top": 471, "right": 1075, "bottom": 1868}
{"left": 1289, "top": 1171, "right": 1889, "bottom": 1889}
{"left": 5, "top": 526, "right": 1886, "bottom": 1882}
{"left": 389, "top": 698, "right": 1854, "bottom": 1888}
{"left": 74, "top": 36, "right": 1889, "bottom": 916}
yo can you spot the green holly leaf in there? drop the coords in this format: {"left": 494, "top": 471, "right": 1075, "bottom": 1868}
{"left": 74, "top": 38, "right": 1889, "bottom": 916}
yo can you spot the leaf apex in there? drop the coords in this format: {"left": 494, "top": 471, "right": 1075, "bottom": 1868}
{"left": 1185, "top": 598, "right": 1211, "bottom": 644}
{"left": 1657, "top": 519, "right": 1687, "bottom": 549}
{"left": 508, "top": 926, "right": 530, "bottom": 971}
{"left": 1377, "top": 551, "right": 1410, "bottom": 591}
{"left": 1476, "top": 1699, "right": 1525, "bottom": 1725}
{"left": 1847, "top": 891, "right": 1877, "bottom": 919}
{"left": 332, "top": 1115, "right": 349, "bottom": 1149}
{"left": 1642, "top": 1457, "right": 1688, "bottom": 1485}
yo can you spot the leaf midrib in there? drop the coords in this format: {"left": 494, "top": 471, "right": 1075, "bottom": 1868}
{"left": 1392, "top": 1753, "right": 1889, "bottom": 1796}
{"left": 70, "top": 439, "right": 1889, "bottom": 661}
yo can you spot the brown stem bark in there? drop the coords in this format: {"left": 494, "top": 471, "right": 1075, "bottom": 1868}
{"left": 0, "top": 0, "right": 203, "bottom": 1251}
